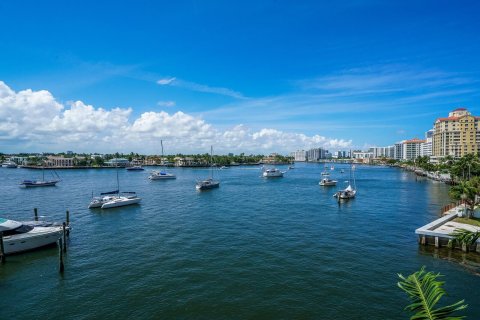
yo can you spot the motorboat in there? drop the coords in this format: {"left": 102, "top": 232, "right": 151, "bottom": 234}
{"left": 126, "top": 166, "right": 144, "bottom": 171}
{"left": 220, "top": 166, "right": 228, "bottom": 169}
{"left": 196, "top": 178, "right": 220, "bottom": 190}
{"left": 331, "top": 166, "right": 335, "bottom": 170}
{"left": 196, "top": 146, "right": 220, "bottom": 191}
{"left": 150, "top": 140, "right": 176, "bottom": 179}
{"left": 1, "top": 161, "right": 17, "bottom": 168}
{"left": 0, "top": 218, "right": 63, "bottom": 254}
{"left": 262, "top": 168, "right": 284, "bottom": 178}
{"left": 100, "top": 193, "right": 141, "bottom": 209}
{"left": 289, "top": 166, "right": 295, "bottom": 169}
{"left": 334, "top": 184, "right": 356, "bottom": 199}
{"left": 149, "top": 170, "right": 176, "bottom": 180}
{"left": 321, "top": 165, "right": 330, "bottom": 176}
{"left": 319, "top": 178, "right": 337, "bottom": 186}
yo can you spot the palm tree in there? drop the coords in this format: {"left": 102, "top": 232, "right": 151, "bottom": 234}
{"left": 398, "top": 267, "right": 467, "bottom": 319}
{"left": 449, "top": 179, "right": 479, "bottom": 219}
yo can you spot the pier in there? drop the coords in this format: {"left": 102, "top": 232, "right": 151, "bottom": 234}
{"left": 416, "top": 206, "right": 480, "bottom": 252}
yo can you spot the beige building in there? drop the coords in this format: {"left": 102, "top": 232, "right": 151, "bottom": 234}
{"left": 432, "top": 108, "right": 480, "bottom": 161}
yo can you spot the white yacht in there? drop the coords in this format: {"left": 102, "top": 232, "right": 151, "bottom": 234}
{"left": 196, "top": 146, "right": 220, "bottom": 190}
{"left": 319, "top": 178, "right": 337, "bottom": 186}
{"left": 89, "top": 165, "right": 141, "bottom": 209}
{"left": 1, "top": 161, "right": 17, "bottom": 168}
{"left": 150, "top": 140, "right": 176, "bottom": 180}
{"left": 0, "top": 218, "right": 63, "bottom": 254}
{"left": 126, "top": 166, "right": 144, "bottom": 171}
{"left": 100, "top": 193, "right": 141, "bottom": 209}
{"left": 262, "top": 168, "right": 284, "bottom": 178}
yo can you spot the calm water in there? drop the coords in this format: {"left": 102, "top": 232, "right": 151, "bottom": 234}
{"left": 1, "top": 164, "right": 479, "bottom": 319}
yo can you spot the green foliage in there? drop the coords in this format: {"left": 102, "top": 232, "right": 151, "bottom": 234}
{"left": 451, "top": 228, "right": 480, "bottom": 247}
{"left": 449, "top": 179, "right": 479, "bottom": 218}
{"left": 398, "top": 266, "right": 467, "bottom": 320}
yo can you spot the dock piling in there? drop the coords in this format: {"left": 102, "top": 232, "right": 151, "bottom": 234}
{"left": 435, "top": 237, "right": 439, "bottom": 248}
{"left": 62, "top": 222, "right": 67, "bottom": 253}
{"left": 34, "top": 208, "right": 38, "bottom": 221}
{"left": 66, "top": 210, "right": 70, "bottom": 236}
{"left": 0, "top": 231, "right": 5, "bottom": 264}
{"left": 58, "top": 238, "right": 64, "bottom": 273}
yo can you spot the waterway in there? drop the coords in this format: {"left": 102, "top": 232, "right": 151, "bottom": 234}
{"left": 1, "top": 163, "right": 479, "bottom": 319}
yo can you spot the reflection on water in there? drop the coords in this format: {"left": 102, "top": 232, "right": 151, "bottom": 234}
{"left": 418, "top": 246, "right": 480, "bottom": 276}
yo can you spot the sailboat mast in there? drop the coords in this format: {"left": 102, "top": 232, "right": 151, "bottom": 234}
{"left": 116, "top": 163, "right": 120, "bottom": 195}
{"left": 210, "top": 146, "right": 213, "bottom": 179}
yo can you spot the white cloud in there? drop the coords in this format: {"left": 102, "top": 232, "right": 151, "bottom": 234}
{"left": 156, "top": 77, "right": 246, "bottom": 99}
{"left": 157, "top": 100, "right": 176, "bottom": 107}
{"left": 0, "top": 81, "right": 351, "bottom": 153}
{"left": 157, "top": 77, "right": 176, "bottom": 85}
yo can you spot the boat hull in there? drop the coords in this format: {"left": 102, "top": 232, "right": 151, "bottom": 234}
{"left": 196, "top": 182, "right": 220, "bottom": 190}
{"left": 149, "top": 173, "right": 176, "bottom": 180}
{"left": 21, "top": 180, "right": 59, "bottom": 187}
{"left": 319, "top": 181, "right": 337, "bottom": 186}
{"left": 2, "top": 227, "right": 63, "bottom": 254}
{"left": 101, "top": 197, "right": 141, "bottom": 209}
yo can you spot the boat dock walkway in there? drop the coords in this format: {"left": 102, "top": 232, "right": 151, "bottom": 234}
{"left": 416, "top": 206, "right": 480, "bottom": 252}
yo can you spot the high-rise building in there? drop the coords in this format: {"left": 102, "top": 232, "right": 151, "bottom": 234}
{"left": 394, "top": 142, "right": 404, "bottom": 160}
{"left": 306, "top": 147, "right": 329, "bottom": 161}
{"left": 402, "top": 138, "right": 425, "bottom": 160}
{"left": 420, "top": 129, "right": 434, "bottom": 157}
{"left": 432, "top": 108, "right": 480, "bottom": 161}
{"left": 291, "top": 150, "right": 307, "bottom": 162}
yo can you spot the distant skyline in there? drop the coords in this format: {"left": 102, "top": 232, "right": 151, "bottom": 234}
{"left": 1, "top": 1, "right": 480, "bottom": 154}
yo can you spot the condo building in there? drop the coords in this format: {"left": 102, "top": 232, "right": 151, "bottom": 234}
{"left": 402, "top": 138, "right": 425, "bottom": 160}
{"left": 432, "top": 108, "right": 480, "bottom": 161}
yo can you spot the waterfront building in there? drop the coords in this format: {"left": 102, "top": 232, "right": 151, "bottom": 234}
{"left": 105, "top": 158, "right": 130, "bottom": 167}
{"left": 291, "top": 150, "right": 307, "bottom": 162}
{"left": 46, "top": 155, "right": 86, "bottom": 167}
{"left": 369, "top": 146, "right": 394, "bottom": 159}
{"left": 432, "top": 108, "right": 480, "bottom": 161}
{"left": 394, "top": 142, "right": 404, "bottom": 160}
{"left": 306, "top": 148, "right": 329, "bottom": 162}
{"left": 420, "top": 129, "right": 434, "bottom": 157}
{"left": 402, "top": 138, "right": 425, "bottom": 160}
{"left": 334, "top": 150, "right": 349, "bottom": 158}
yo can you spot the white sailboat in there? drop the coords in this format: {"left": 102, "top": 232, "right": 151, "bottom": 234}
{"left": 196, "top": 146, "right": 220, "bottom": 190}
{"left": 89, "top": 165, "right": 141, "bottom": 209}
{"left": 0, "top": 218, "right": 63, "bottom": 254}
{"left": 149, "top": 140, "right": 176, "bottom": 180}
{"left": 334, "top": 164, "right": 356, "bottom": 200}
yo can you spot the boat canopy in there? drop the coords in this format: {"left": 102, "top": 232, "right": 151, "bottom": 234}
{"left": 101, "top": 190, "right": 119, "bottom": 195}
{"left": 0, "top": 218, "right": 23, "bottom": 232}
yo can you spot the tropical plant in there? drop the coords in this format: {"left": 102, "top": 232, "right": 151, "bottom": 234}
{"left": 449, "top": 179, "right": 479, "bottom": 219}
{"left": 451, "top": 228, "right": 480, "bottom": 252}
{"left": 398, "top": 266, "right": 467, "bottom": 320}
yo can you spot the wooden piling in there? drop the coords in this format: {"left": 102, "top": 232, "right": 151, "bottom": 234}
{"left": 58, "top": 238, "right": 64, "bottom": 273}
{"left": 66, "top": 210, "right": 70, "bottom": 236}
{"left": 421, "top": 236, "right": 426, "bottom": 245}
{"left": 435, "top": 237, "right": 439, "bottom": 248}
{"left": 0, "top": 231, "right": 5, "bottom": 264}
{"left": 62, "top": 222, "right": 67, "bottom": 253}
{"left": 34, "top": 208, "right": 38, "bottom": 221}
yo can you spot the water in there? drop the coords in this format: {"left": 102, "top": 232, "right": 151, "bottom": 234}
{"left": 1, "top": 164, "right": 479, "bottom": 319}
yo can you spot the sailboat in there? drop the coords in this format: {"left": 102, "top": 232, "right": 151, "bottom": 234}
{"left": 196, "top": 146, "right": 220, "bottom": 190}
{"left": 89, "top": 164, "right": 141, "bottom": 209}
{"left": 149, "top": 140, "right": 176, "bottom": 180}
{"left": 20, "top": 165, "right": 60, "bottom": 187}
{"left": 334, "top": 164, "right": 356, "bottom": 200}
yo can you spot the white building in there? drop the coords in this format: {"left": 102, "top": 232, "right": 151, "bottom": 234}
{"left": 291, "top": 150, "right": 307, "bottom": 162}
{"left": 420, "top": 129, "right": 434, "bottom": 157}
{"left": 402, "top": 138, "right": 425, "bottom": 160}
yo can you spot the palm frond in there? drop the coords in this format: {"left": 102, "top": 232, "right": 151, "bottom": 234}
{"left": 451, "top": 228, "right": 480, "bottom": 246}
{"left": 397, "top": 266, "right": 467, "bottom": 320}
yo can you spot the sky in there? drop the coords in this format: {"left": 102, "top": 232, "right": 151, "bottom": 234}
{"left": 1, "top": 0, "right": 480, "bottom": 154}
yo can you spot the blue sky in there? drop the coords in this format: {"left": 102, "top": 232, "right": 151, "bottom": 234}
{"left": 1, "top": 0, "right": 480, "bottom": 153}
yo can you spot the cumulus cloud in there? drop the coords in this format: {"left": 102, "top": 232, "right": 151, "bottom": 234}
{"left": 0, "top": 81, "right": 351, "bottom": 153}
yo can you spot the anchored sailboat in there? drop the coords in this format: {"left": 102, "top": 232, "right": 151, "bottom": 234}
{"left": 196, "top": 146, "right": 220, "bottom": 190}
{"left": 20, "top": 165, "right": 60, "bottom": 187}
{"left": 334, "top": 163, "right": 356, "bottom": 200}
{"left": 149, "top": 140, "right": 176, "bottom": 180}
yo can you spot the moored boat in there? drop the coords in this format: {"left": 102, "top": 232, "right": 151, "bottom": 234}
{"left": 0, "top": 218, "right": 63, "bottom": 254}
{"left": 262, "top": 168, "right": 284, "bottom": 178}
{"left": 319, "top": 178, "right": 337, "bottom": 186}
{"left": 126, "top": 166, "right": 144, "bottom": 171}
{"left": 1, "top": 161, "right": 18, "bottom": 168}
{"left": 196, "top": 146, "right": 220, "bottom": 190}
